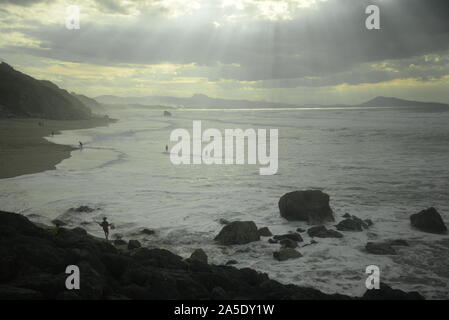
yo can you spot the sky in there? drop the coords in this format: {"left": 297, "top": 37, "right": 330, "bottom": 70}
{"left": 1, "top": 0, "right": 449, "bottom": 105}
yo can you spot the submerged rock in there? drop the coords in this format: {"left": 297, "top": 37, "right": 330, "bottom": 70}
{"left": 273, "top": 233, "right": 303, "bottom": 242}
{"left": 278, "top": 190, "right": 334, "bottom": 224}
{"left": 190, "top": 249, "right": 208, "bottom": 264}
{"left": 273, "top": 248, "right": 302, "bottom": 261}
{"left": 140, "top": 228, "right": 155, "bottom": 236}
{"left": 410, "top": 207, "right": 447, "bottom": 234}
{"left": 389, "top": 239, "right": 409, "bottom": 247}
{"left": 257, "top": 227, "right": 273, "bottom": 237}
{"left": 365, "top": 242, "right": 396, "bottom": 255}
{"left": 214, "top": 221, "right": 260, "bottom": 245}
{"left": 69, "top": 206, "right": 96, "bottom": 213}
{"left": 307, "top": 226, "right": 343, "bottom": 238}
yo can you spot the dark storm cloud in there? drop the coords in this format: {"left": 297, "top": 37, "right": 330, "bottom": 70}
{"left": 4, "top": 0, "right": 449, "bottom": 86}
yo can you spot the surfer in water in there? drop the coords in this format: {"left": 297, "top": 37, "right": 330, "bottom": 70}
{"left": 165, "top": 145, "right": 168, "bottom": 153}
{"left": 79, "top": 141, "right": 83, "bottom": 149}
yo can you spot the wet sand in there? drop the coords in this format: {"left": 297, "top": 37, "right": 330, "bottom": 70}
{"left": 0, "top": 117, "right": 114, "bottom": 179}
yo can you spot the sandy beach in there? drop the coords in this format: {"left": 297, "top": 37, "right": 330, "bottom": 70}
{"left": 0, "top": 117, "right": 113, "bottom": 179}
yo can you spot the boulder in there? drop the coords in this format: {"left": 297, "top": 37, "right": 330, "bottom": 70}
{"left": 364, "top": 219, "right": 374, "bottom": 227}
{"left": 190, "top": 249, "right": 208, "bottom": 264}
{"left": 279, "top": 238, "right": 298, "bottom": 249}
{"left": 268, "top": 238, "right": 278, "bottom": 244}
{"left": 273, "top": 248, "right": 302, "bottom": 261}
{"left": 365, "top": 242, "right": 396, "bottom": 255}
{"left": 296, "top": 228, "right": 305, "bottom": 233}
{"left": 273, "top": 233, "right": 303, "bottom": 242}
{"left": 278, "top": 190, "right": 334, "bottom": 224}
{"left": 410, "top": 207, "right": 447, "bottom": 234}
{"left": 342, "top": 213, "right": 351, "bottom": 218}
{"left": 257, "top": 227, "right": 273, "bottom": 237}
{"left": 163, "top": 111, "right": 172, "bottom": 117}
{"left": 336, "top": 218, "right": 363, "bottom": 232}
{"left": 128, "top": 240, "right": 141, "bottom": 250}
{"left": 214, "top": 221, "right": 260, "bottom": 245}
{"left": 307, "top": 226, "right": 343, "bottom": 238}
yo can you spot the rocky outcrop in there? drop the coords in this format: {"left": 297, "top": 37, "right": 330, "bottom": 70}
{"left": 336, "top": 218, "right": 363, "bottom": 232}
{"left": 214, "top": 221, "right": 260, "bottom": 245}
{"left": 362, "top": 283, "right": 424, "bottom": 300}
{"left": 0, "top": 211, "right": 424, "bottom": 300}
{"left": 410, "top": 207, "right": 447, "bottom": 234}
{"left": 307, "top": 226, "right": 343, "bottom": 238}
{"left": 278, "top": 190, "right": 334, "bottom": 224}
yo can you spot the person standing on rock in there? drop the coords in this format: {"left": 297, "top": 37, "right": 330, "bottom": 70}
{"left": 99, "top": 217, "right": 111, "bottom": 240}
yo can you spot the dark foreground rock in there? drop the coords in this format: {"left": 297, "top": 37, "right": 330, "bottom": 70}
{"left": 362, "top": 283, "right": 424, "bottom": 300}
{"left": 278, "top": 190, "right": 334, "bottom": 224}
{"left": 189, "top": 249, "right": 208, "bottom": 264}
{"left": 214, "top": 221, "right": 260, "bottom": 245}
{"left": 0, "top": 211, "right": 424, "bottom": 300}
{"left": 410, "top": 207, "right": 447, "bottom": 234}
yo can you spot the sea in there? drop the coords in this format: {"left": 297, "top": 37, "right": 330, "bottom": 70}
{"left": 1, "top": 105, "right": 449, "bottom": 298}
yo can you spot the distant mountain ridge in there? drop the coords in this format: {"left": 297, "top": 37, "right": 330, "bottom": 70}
{"left": 359, "top": 96, "right": 449, "bottom": 108}
{"left": 0, "top": 62, "right": 93, "bottom": 120}
{"left": 95, "top": 93, "right": 449, "bottom": 110}
{"left": 95, "top": 93, "right": 299, "bottom": 109}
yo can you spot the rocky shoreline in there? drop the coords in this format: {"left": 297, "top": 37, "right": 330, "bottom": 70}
{"left": 0, "top": 210, "right": 425, "bottom": 300}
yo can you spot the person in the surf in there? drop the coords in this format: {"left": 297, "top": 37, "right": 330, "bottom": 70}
{"left": 79, "top": 141, "right": 83, "bottom": 149}
{"left": 99, "top": 217, "right": 111, "bottom": 240}
{"left": 165, "top": 144, "right": 168, "bottom": 153}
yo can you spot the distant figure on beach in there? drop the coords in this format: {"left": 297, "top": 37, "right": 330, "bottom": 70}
{"left": 165, "top": 145, "right": 168, "bottom": 153}
{"left": 79, "top": 141, "right": 83, "bottom": 149}
{"left": 51, "top": 131, "right": 55, "bottom": 137}
{"left": 98, "top": 217, "right": 111, "bottom": 240}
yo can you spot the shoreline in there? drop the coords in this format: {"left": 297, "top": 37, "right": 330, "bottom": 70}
{"left": 0, "top": 117, "right": 115, "bottom": 179}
